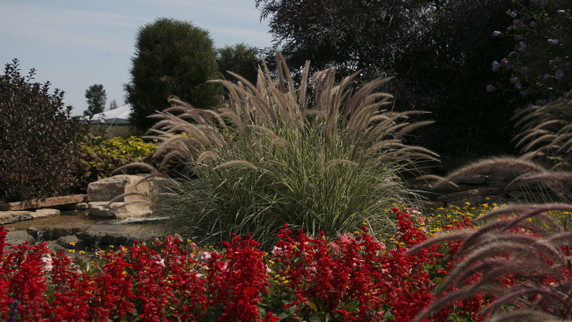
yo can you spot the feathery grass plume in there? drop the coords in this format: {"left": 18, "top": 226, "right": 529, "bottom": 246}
{"left": 408, "top": 202, "right": 572, "bottom": 321}
{"left": 433, "top": 157, "right": 547, "bottom": 189}
{"left": 147, "top": 52, "right": 438, "bottom": 249}
{"left": 434, "top": 157, "right": 572, "bottom": 203}
{"left": 513, "top": 93, "right": 572, "bottom": 171}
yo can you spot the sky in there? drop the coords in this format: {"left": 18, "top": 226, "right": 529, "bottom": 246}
{"left": 0, "top": 0, "right": 273, "bottom": 116}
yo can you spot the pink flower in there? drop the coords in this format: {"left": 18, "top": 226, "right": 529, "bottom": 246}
{"left": 199, "top": 251, "right": 211, "bottom": 263}
{"left": 41, "top": 257, "right": 53, "bottom": 272}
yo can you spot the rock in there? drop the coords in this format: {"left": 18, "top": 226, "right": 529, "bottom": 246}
{"left": 0, "top": 211, "right": 33, "bottom": 225}
{"left": 76, "top": 230, "right": 158, "bottom": 247}
{"left": 32, "top": 208, "right": 60, "bottom": 219}
{"left": 88, "top": 175, "right": 137, "bottom": 202}
{"left": 87, "top": 202, "right": 120, "bottom": 219}
{"left": 27, "top": 225, "right": 88, "bottom": 241}
{"left": 0, "top": 208, "right": 60, "bottom": 225}
{"left": 56, "top": 235, "right": 86, "bottom": 249}
{"left": 0, "top": 194, "right": 86, "bottom": 211}
{"left": 4, "top": 230, "right": 35, "bottom": 245}
{"left": 87, "top": 174, "right": 164, "bottom": 203}
{"left": 88, "top": 201, "right": 153, "bottom": 220}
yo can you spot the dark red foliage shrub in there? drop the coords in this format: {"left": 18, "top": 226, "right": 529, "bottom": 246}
{"left": 0, "top": 59, "right": 87, "bottom": 202}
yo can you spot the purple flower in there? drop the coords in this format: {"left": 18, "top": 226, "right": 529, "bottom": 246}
{"left": 555, "top": 69, "right": 565, "bottom": 80}
{"left": 530, "top": 21, "right": 536, "bottom": 27}
{"left": 510, "top": 77, "right": 518, "bottom": 83}
{"left": 548, "top": 39, "right": 559, "bottom": 45}
{"left": 492, "top": 30, "right": 501, "bottom": 36}
{"left": 518, "top": 41, "right": 527, "bottom": 51}
{"left": 515, "top": 82, "right": 522, "bottom": 89}
{"left": 557, "top": 10, "right": 565, "bottom": 14}
{"left": 486, "top": 84, "right": 497, "bottom": 92}
{"left": 521, "top": 66, "right": 529, "bottom": 75}
{"left": 513, "top": 19, "right": 520, "bottom": 26}
{"left": 492, "top": 60, "right": 500, "bottom": 71}
{"left": 501, "top": 58, "right": 509, "bottom": 65}
{"left": 544, "top": 73, "right": 552, "bottom": 79}
{"left": 514, "top": 34, "right": 522, "bottom": 41}
{"left": 510, "top": 11, "right": 517, "bottom": 18}
{"left": 520, "top": 90, "right": 528, "bottom": 96}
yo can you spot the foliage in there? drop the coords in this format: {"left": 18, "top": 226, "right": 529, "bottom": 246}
{"left": 74, "top": 135, "right": 156, "bottom": 188}
{"left": 393, "top": 0, "right": 525, "bottom": 159}
{"left": 83, "top": 84, "right": 106, "bottom": 118}
{"left": 409, "top": 202, "right": 572, "bottom": 321}
{"left": 216, "top": 43, "right": 261, "bottom": 85}
{"left": 489, "top": 0, "right": 571, "bottom": 105}
{"left": 255, "top": 0, "right": 425, "bottom": 78}
{"left": 256, "top": 0, "right": 526, "bottom": 160}
{"left": 0, "top": 59, "right": 87, "bottom": 203}
{"left": 147, "top": 53, "right": 438, "bottom": 249}
{"left": 125, "top": 18, "right": 220, "bottom": 134}
{"left": 513, "top": 92, "right": 572, "bottom": 170}
{"left": 0, "top": 208, "right": 488, "bottom": 320}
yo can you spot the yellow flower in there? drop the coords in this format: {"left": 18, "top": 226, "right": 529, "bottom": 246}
{"left": 69, "top": 242, "right": 76, "bottom": 246}
{"left": 68, "top": 249, "right": 75, "bottom": 253}
{"left": 79, "top": 250, "right": 85, "bottom": 255}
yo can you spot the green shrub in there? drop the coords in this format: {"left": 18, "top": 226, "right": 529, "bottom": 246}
{"left": 74, "top": 135, "right": 156, "bottom": 187}
{"left": 0, "top": 59, "right": 87, "bottom": 203}
{"left": 149, "top": 53, "right": 438, "bottom": 249}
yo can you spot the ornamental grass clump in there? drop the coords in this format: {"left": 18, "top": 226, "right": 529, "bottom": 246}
{"left": 411, "top": 157, "right": 572, "bottom": 321}
{"left": 148, "top": 53, "right": 438, "bottom": 249}
{"left": 409, "top": 202, "right": 572, "bottom": 321}
{"left": 513, "top": 92, "right": 572, "bottom": 171}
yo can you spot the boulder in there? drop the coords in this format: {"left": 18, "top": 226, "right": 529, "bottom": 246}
{"left": 5, "top": 230, "right": 36, "bottom": 245}
{"left": 0, "top": 208, "right": 60, "bottom": 225}
{"left": 33, "top": 208, "right": 61, "bottom": 219}
{"left": 88, "top": 201, "right": 153, "bottom": 220}
{"left": 87, "top": 174, "right": 164, "bottom": 203}
{"left": 0, "top": 211, "right": 33, "bottom": 225}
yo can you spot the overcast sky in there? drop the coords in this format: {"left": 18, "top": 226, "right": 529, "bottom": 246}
{"left": 0, "top": 0, "right": 273, "bottom": 116}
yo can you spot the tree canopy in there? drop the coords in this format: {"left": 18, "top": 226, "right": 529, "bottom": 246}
{"left": 125, "top": 18, "right": 220, "bottom": 133}
{"left": 84, "top": 84, "right": 106, "bottom": 117}
{"left": 217, "top": 43, "right": 261, "bottom": 85}
{"left": 256, "top": 0, "right": 528, "bottom": 162}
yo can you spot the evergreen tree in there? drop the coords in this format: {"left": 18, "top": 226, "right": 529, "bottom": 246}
{"left": 217, "top": 43, "right": 260, "bottom": 85}
{"left": 125, "top": 18, "right": 220, "bottom": 133}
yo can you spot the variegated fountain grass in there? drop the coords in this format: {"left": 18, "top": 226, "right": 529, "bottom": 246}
{"left": 146, "top": 53, "right": 438, "bottom": 249}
